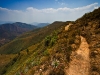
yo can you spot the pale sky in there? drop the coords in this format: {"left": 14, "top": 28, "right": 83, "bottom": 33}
{"left": 0, "top": 0, "right": 100, "bottom": 23}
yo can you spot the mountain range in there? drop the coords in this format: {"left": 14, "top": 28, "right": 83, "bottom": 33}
{"left": 36, "top": 23, "right": 50, "bottom": 27}
{"left": 0, "top": 22, "right": 37, "bottom": 46}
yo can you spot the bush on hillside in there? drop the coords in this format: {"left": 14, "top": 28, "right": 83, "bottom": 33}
{"left": 44, "top": 31, "right": 58, "bottom": 47}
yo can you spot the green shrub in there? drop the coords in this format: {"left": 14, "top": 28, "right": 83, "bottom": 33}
{"left": 45, "top": 36, "right": 51, "bottom": 46}
{"left": 44, "top": 31, "right": 58, "bottom": 47}
{"left": 43, "top": 50, "right": 49, "bottom": 56}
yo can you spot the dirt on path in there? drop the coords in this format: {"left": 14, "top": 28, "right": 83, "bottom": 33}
{"left": 66, "top": 36, "right": 90, "bottom": 75}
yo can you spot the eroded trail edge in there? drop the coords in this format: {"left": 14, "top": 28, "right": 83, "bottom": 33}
{"left": 66, "top": 36, "right": 90, "bottom": 75}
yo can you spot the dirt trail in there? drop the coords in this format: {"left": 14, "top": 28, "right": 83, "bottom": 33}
{"left": 66, "top": 36, "right": 90, "bottom": 75}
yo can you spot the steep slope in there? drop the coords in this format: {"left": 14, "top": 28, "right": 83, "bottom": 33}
{"left": 76, "top": 7, "right": 100, "bottom": 75}
{"left": 2, "top": 7, "right": 100, "bottom": 75}
{"left": 0, "top": 21, "right": 65, "bottom": 54}
{"left": 0, "top": 22, "right": 37, "bottom": 46}
{"left": 0, "top": 54, "right": 17, "bottom": 75}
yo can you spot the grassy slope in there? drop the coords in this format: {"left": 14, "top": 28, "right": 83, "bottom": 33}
{"left": 5, "top": 20, "right": 81, "bottom": 75}
{"left": 0, "top": 54, "right": 17, "bottom": 75}
{"left": 0, "top": 21, "right": 65, "bottom": 54}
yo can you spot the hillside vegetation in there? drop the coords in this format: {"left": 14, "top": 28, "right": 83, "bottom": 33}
{"left": 1, "top": 7, "right": 100, "bottom": 75}
{"left": 0, "top": 21, "right": 65, "bottom": 54}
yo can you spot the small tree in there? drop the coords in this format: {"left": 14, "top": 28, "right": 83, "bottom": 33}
{"left": 45, "top": 36, "right": 51, "bottom": 46}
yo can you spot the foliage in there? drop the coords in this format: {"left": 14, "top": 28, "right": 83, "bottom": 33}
{"left": 45, "top": 30, "right": 58, "bottom": 47}
{"left": 43, "top": 50, "right": 49, "bottom": 56}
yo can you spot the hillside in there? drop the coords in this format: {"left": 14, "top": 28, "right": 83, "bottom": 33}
{"left": 0, "top": 22, "right": 37, "bottom": 46}
{"left": 1, "top": 7, "right": 100, "bottom": 75}
{"left": 0, "top": 21, "right": 65, "bottom": 54}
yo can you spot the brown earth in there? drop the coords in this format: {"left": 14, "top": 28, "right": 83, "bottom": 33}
{"left": 66, "top": 36, "right": 90, "bottom": 75}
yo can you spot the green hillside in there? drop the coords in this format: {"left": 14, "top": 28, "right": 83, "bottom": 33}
{"left": 0, "top": 21, "right": 66, "bottom": 54}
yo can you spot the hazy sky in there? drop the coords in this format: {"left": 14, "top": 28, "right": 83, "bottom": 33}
{"left": 0, "top": 0, "right": 100, "bottom": 23}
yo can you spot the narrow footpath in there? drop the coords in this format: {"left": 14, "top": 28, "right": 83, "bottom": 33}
{"left": 66, "top": 36, "right": 90, "bottom": 75}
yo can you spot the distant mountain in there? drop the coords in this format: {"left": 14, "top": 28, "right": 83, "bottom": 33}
{"left": 0, "top": 22, "right": 37, "bottom": 46}
{"left": 36, "top": 23, "right": 50, "bottom": 27}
